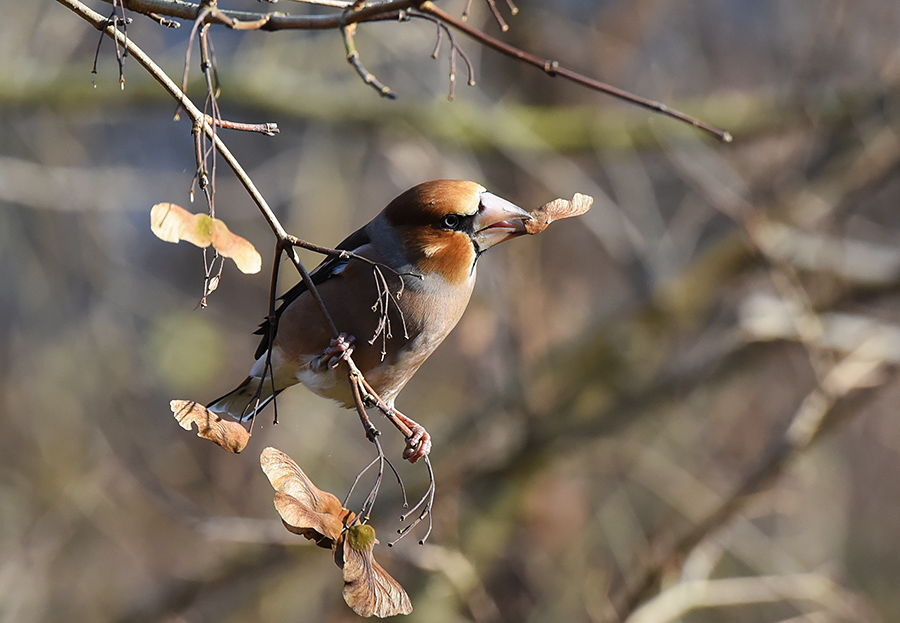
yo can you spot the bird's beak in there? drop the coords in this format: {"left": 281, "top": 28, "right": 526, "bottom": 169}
{"left": 473, "top": 192, "right": 532, "bottom": 250}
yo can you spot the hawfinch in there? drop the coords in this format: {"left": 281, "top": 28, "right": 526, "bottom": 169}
{"left": 208, "top": 180, "right": 532, "bottom": 462}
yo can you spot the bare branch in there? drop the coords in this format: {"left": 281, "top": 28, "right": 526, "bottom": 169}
{"left": 283, "top": 0, "right": 354, "bottom": 7}
{"left": 145, "top": 10, "right": 180, "bottom": 27}
{"left": 97, "top": 0, "right": 418, "bottom": 30}
{"left": 417, "top": 1, "right": 734, "bottom": 143}
{"left": 341, "top": 21, "right": 396, "bottom": 99}
{"left": 408, "top": 11, "right": 476, "bottom": 100}
{"left": 95, "top": 0, "right": 730, "bottom": 140}
{"left": 206, "top": 115, "right": 279, "bottom": 135}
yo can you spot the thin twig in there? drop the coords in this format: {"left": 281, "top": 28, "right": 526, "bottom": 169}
{"left": 91, "top": 8, "right": 132, "bottom": 89}
{"left": 97, "top": 0, "right": 418, "bottom": 31}
{"left": 205, "top": 115, "right": 279, "bottom": 135}
{"left": 408, "top": 12, "right": 476, "bottom": 100}
{"left": 112, "top": 0, "right": 130, "bottom": 87}
{"left": 344, "top": 455, "right": 381, "bottom": 507}
{"left": 249, "top": 243, "right": 288, "bottom": 425}
{"left": 417, "top": 1, "right": 733, "bottom": 143}
{"left": 197, "top": 246, "right": 223, "bottom": 308}
{"left": 285, "top": 235, "right": 417, "bottom": 281}
{"left": 347, "top": 373, "right": 410, "bottom": 519}
{"left": 390, "top": 456, "right": 434, "bottom": 545}
{"left": 461, "top": 0, "right": 473, "bottom": 21}
{"left": 145, "top": 11, "right": 179, "bottom": 27}
{"left": 368, "top": 264, "right": 409, "bottom": 359}
{"left": 349, "top": 368, "right": 433, "bottom": 542}
{"left": 340, "top": 21, "right": 396, "bottom": 99}
{"left": 482, "top": 0, "right": 510, "bottom": 32}
{"left": 176, "top": 5, "right": 207, "bottom": 120}
{"left": 286, "top": 0, "right": 355, "bottom": 7}
{"left": 96, "top": 0, "right": 729, "bottom": 140}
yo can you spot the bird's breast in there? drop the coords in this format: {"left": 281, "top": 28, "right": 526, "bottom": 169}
{"left": 271, "top": 251, "right": 476, "bottom": 408}
{"left": 338, "top": 272, "right": 475, "bottom": 406}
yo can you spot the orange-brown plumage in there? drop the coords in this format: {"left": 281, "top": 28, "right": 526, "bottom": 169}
{"left": 208, "top": 180, "right": 531, "bottom": 461}
{"left": 385, "top": 180, "right": 484, "bottom": 285}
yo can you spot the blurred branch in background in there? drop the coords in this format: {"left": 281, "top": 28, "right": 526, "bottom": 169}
{"left": 2, "top": 0, "right": 900, "bottom": 622}
{"left": 628, "top": 573, "right": 873, "bottom": 623}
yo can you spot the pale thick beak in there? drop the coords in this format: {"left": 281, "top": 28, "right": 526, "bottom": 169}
{"left": 472, "top": 191, "right": 532, "bottom": 251}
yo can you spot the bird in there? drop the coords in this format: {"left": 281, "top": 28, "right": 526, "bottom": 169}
{"left": 207, "top": 179, "right": 533, "bottom": 463}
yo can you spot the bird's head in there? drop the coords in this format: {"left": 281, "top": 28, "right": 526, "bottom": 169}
{"left": 382, "top": 180, "right": 532, "bottom": 284}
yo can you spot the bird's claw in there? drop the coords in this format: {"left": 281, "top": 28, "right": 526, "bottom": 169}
{"left": 316, "top": 333, "right": 356, "bottom": 371}
{"left": 402, "top": 424, "right": 431, "bottom": 464}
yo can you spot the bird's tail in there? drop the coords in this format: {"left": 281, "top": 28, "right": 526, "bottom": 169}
{"left": 207, "top": 376, "right": 281, "bottom": 422}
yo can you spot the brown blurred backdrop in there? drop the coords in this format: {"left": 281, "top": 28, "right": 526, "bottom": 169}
{"left": 2, "top": 1, "right": 900, "bottom": 621}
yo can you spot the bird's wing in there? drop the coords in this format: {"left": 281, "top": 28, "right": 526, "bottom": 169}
{"left": 253, "top": 224, "right": 372, "bottom": 359}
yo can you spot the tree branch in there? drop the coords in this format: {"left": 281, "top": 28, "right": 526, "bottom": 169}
{"left": 97, "top": 0, "right": 416, "bottom": 30}
{"left": 417, "top": 1, "right": 733, "bottom": 143}
{"left": 96, "top": 0, "right": 732, "bottom": 141}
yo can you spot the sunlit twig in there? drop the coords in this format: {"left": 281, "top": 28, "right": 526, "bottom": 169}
{"left": 417, "top": 1, "right": 733, "bottom": 143}
{"left": 407, "top": 11, "right": 476, "bottom": 100}
{"left": 390, "top": 457, "right": 434, "bottom": 545}
{"left": 340, "top": 19, "right": 396, "bottom": 99}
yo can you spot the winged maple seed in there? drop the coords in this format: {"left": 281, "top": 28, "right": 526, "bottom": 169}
{"left": 260, "top": 447, "right": 413, "bottom": 618}
{"left": 342, "top": 524, "right": 413, "bottom": 618}
{"left": 170, "top": 400, "right": 250, "bottom": 453}
{"left": 150, "top": 202, "right": 262, "bottom": 274}
{"left": 525, "top": 192, "right": 594, "bottom": 234}
{"left": 261, "top": 446, "right": 354, "bottom": 548}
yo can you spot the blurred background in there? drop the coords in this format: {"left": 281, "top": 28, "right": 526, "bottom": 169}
{"left": 3, "top": 0, "right": 900, "bottom": 621}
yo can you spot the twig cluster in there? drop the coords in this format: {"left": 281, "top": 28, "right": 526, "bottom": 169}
{"left": 94, "top": 0, "right": 732, "bottom": 141}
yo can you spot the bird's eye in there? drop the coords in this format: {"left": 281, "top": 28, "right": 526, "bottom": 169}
{"left": 441, "top": 214, "right": 462, "bottom": 230}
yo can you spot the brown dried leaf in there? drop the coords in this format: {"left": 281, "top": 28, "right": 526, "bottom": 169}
{"left": 170, "top": 399, "right": 250, "bottom": 453}
{"left": 260, "top": 447, "right": 355, "bottom": 546}
{"left": 341, "top": 525, "right": 413, "bottom": 618}
{"left": 150, "top": 203, "right": 262, "bottom": 274}
{"left": 525, "top": 192, "right": 594, "bottom": 234}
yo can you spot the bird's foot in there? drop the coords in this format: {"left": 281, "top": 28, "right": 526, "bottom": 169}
{"left": 393, "top": 410, "right": 431, "bottom": 464}
{"left": 315, "top": 333, "right": 356, "bottom": 371}
{"left": 403, "top": 426, "right": 431, "bottom": 464}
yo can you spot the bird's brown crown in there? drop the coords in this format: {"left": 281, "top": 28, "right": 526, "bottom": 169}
{"left": 383, "top": 180, "right": 485, "bottom": 284}
{"left": 383, "top": 180, "right": 484, "bottom": 226}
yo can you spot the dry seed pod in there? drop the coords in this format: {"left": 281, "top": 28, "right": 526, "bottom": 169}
{"left": 260, "top": 447, "right": 354, "bottom": 547}
{"left": 171, "top": 400, "right": 250, "bottom": 453}
{"left": 151, "top": 202, "right": 262, "bottom": 274}
{"left": 341, "top": 524, "right": 413, "bottom": 618}
{"left": 525, "top": 193, "right": 593, "bottom": 234}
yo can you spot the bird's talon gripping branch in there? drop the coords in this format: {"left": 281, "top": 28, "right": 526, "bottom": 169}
{"left": 402, "top": 434, "right": 431, "bottom": 463}
{"left": 317, "top": 333, "right": 356, "bottom": 371}
{"left": 396, "top": 414, "right": 431, "bottom": 463}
